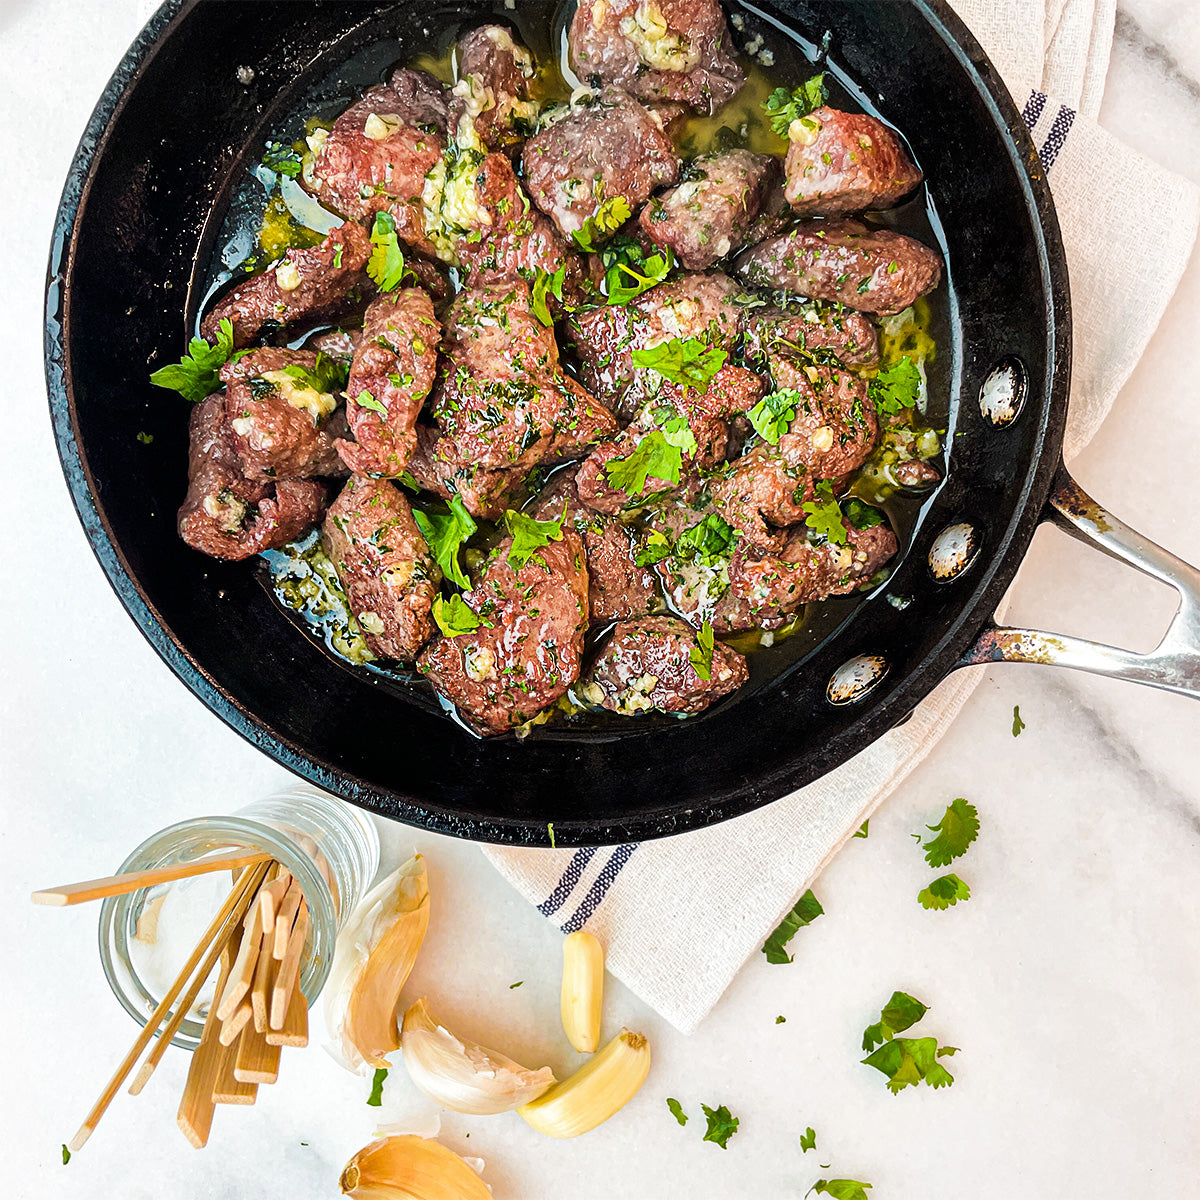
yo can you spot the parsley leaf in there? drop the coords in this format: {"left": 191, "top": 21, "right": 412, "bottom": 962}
{"left": 747, "top": 388, "right": 801, "bottom": 444}
{"left": 701, "top": 1103, "right": 739, "bottom": 1149}
{"left": 776, "top": 1015, "right": 787, "bottom": 1024}
{"left": 763, "top": 73, "right": 828, "bottom": 138}
{"left": 861, "top": 1035, "right": 958, "bottom": 1093}
{"left": 868, "top": 357, "right": 922, "bottom": 416}
{"left": 263, "top": 139, "right": 303, "bottom": 177}
{"left": 635, "top": 528, "right": 673, "bottom": 567}
{"left": 61, "top": 1144, "right": 71, "bottom": 1166}
{"left": 149, "top": 317, "right": 238, "bottom": 403}
{"left": 844, "top": 498, "right": 885, "bottom": 530}
{"left": 603, "top": 431, "right": 683, "bottom": 498}
{"left": 368, "top": 211, "right": 409, "bottom": 292}
{"left": 530, "top": 265, "right": 567, "bottom": 326}
{"left": 661, "top": 413, "right": 698, "bottom": 456}
{"left": 667, "top": 1097, "right": 688, "bottom": 1126}
{"left": 631, "top": 336, "right": 727, "bottom": 394}
{"left": 853, "top": 820, "right": 870, "bottom": 839}
{"left": 504, "top": 508, "right": 565, "bottom": 569}
{"left": 413, "top": 495, "right": 478, "bottom": 589}
{"left": 509, "top": 980, "right": 523, "bottom": 989}
{"left": 283, "top": 352, "right": 349, "bottom": 396}
{"left": 432, "top": 593, "right": 481, "bottom": 637}
{"left": 367, "top": 1067, "right": 387, "bottom": 1106}
{"left": 604, "top": 242, "right": 674, "bottom": 306}
{"left": 572, "top": 196, "right": 633, "bottom": 251}
{"left": 921, "top": 799, "right": 979, "bottom": 868}
{"left": 803, "top": 481, "right": 849, "bottom": 545}
{"left": 689, "top": 621, "right": 714, "bottom": 681}
{"left": 810, "top": 1180, "right": 872, "bottom": 1200}
{"left": 918, "top": 873, "right": 971, "bottom": 910}
{"left": 355, "top": 389, "right": 388, "bottom": 417}
{"left": 547, "top": 822, "right": 556, "bottom": 848}
{"left": 674, "top": 512, "right": 735, "bottom": 565}
{"left": 762, "top": 888, "right": 824, "bottom": 964}
{"left": 1012, "top": 704, "right": 1026, "bottom": 736}
{"left": 800, "top": 1127, "right": 817, "bottom": 1153}
{"left": 861, "top": 991, "right": 928, "bottom": 1052}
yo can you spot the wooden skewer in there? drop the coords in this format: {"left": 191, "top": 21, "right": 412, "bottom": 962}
{"left": 272, "top": 879, "right": 303, "bottom": 959}
{"left": 234, "top": 1018, "right": 281, "bottom": 1085}
{"left": 68, "top": 861, "right": 268, "bottom": 1152}
{"left": 257, "top": 870, "right": 290, "bottom": 936}
{"left": 250, "top": 942, "right": 276, "bottom": 1033}
{"left": 210, "top": 946, "right": 257, "bottom": 1105}
{"left": 218, "top": 1002, "right": 253, "bottom": 1047}
{"left": 32, "top": 851, "right": 271, "bottom": 907}
{"left": 177, "top": 950, "right": 236, "bottom": 1145}
{"left": 270, "top": 902, "right": 308, "bottom": 1030}
{"left": 215, "top": 895, "right": 266, "bottom": 1021}
{"left": 265, "top": 987, "right": 308, "bottom": 1048}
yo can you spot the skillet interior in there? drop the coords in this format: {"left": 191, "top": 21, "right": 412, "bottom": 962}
{"left": 46, "top": 0, "right": 1069, "bottom": 846}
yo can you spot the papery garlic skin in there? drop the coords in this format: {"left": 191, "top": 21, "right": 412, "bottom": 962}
{"left": 560, "top": 931, "right": 604, "bottom": 1053}
{"left": 340, "top": 1135, "right": 490, "bottom": 1200}
{"left": 324, "top": 856, "right": 430, "bottom": 1073}
{"left": 400, "top": 998, "right": 555, "bottom": 1115}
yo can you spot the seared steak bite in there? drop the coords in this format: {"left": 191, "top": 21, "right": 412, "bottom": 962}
{"left": 735, "top": 220, "right": 942, "bottom": 316}
{"left": 307, "top": 327, "right": 363, "bottom": 364}
{"left": 784, "top": 107, "right": 922, "bottom": 218}
{"left": 337, "top": 289, "right": 441, "bottom": 477}
{"left": 533, "top": 467, "right": 658, "bottom": 622}
{"left": 522, "top": 87, "right": 679, "bottom": 246}
{"left": 201, "top": 223, "right": 373, "bottom": 348}
{"left": 568, "top": 0, "right": 745, "bottom": 115}
{"left": 418, "top": 530, "right": 591, "bottom": 735}
{"left": 178, "top": 394, "right": 328, "bottom": 561}
{"left": 568, "top": 271, "right": 746, "bottom": 420}
{"left": 221, "top": 348, "right": 347, "bottom": 481}
{"left": 405, "top": 424, "right": 527, "bottom": 521}
{"left": 580, "top": 615, "right": 747, "bottom": 715}
{"left": 638, "top": 151, "right": 781, "bottom": 270}
{"left": 743, "top": 302, "right": 880, "bottom": 369}
{"left": 323, "top": 476, "right": 441, "bottom": 660}
{"left": 307, "top": 68, "right": 450, "bottom": 257}
{"left": 449, "top": 25, "right": 538, "bottom": 153}
{"left": 432, "top": 280, "right": 617, "bottom": 471}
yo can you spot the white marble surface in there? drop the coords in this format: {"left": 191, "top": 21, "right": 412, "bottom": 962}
{"left": 3, "top": 2, "right": 1200, "bottom": 1197}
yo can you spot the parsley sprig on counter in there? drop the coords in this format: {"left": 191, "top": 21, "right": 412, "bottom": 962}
{"left": 701, "top": 1103, "right": 739, "bottom": 1149}
{"left": 763, "top": 73, "right": 828, "bottom": 138}
{"left": 366, "top": 1067, "right": 388, "bottom": 1106}
{"left": 809, "top": 1180, "right": 873, "bottom": 1200}
{"left": 149, "top": 317, "right": 240, "bottom": 403}
{"left": 413, "top": 495, "right": 477, "bottom": 589}
{"left": 918, "top": 873, "right": 971, "bottom": 910}
{"left": 667, "top": 1097, "right": 688, "bottom": 1126}
{"left": 762, "top": 888, "right": 824, "bottom": 964}
{"left": 920, "top": 798, "right": 979, "bottom": 867}
{"left": 632, "top": 336, "right": 727, "bottom": 394}
{"left": 860, "top": 991, "right": 958, "bottom": 1093}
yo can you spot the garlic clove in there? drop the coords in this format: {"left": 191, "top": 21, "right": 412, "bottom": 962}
{"left": 340, "top": 1135, "right": 490, "bottom": 1200}
{"left": 560, "top": 931, "right": 604, "bottom": 1053}
{"left": 400, "top": 998, "right": 555, "bottom": 1115}
{"left": 324, "top": 856, "right": 430, "bottom": 1073}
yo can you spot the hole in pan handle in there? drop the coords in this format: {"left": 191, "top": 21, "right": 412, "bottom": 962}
{"left": 957, "top": 463, "right": 1200, "bottom": 699}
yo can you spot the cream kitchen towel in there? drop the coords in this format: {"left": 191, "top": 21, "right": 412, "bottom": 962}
{"left": 484, "top": 0, "right": 1200, "bottom": 1033}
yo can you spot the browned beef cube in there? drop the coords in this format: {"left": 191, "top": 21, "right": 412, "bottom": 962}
{"left": 337, "top": 289, "right": 441, "bottom": 478}
{"left": 522, "top": 87, "right": 678, "bottom": 246}
{"left": 220, "top": 348, "right": 347, "bottom": 481}
{"left": 322, "top": 476, "right": 441, "bottom": 661}
{"left": 201, "top": 223, "right": 373, "bottom": 348}
{"left": 405, "top": 425, "right": 528, "bottom": 521}
{"left": 784, "top": 107, "right": 922, "bottom": 218}
{"left": 568, "top": 271, "right": 746, "bottom": 420}
{"left": 448, "top": 25, "right": 537, "bottom": 152}
{"left": 306, "top": 327, "right": 362, "bottom": 363}
{"left": 432, "top": 280, "right": 617, "bottom": 471}
{"left": 308, "top": 68, "right": 449, "bottom": 258}
{"left": 568, "top": 0, "right": 745, "bottom": 115}
{"left": 735, "top": 220, "right": 942, "bottom": 316}
{"left": 533, "top": 467, "right": 658, "bottom": 622}
{"left": 638, "top": 151, "right": 780, "bottom": 269}
{"left": 417, "top": 532, "right": 590, "bottom": 735}
{"left": 743, "top": 302, "right": 880, "bottom": 369}
{"left": 178, "top": 395, "right": 328, "bottom": 561}
{"left": 581, "top": 615, "right": 747, "bottom": 714}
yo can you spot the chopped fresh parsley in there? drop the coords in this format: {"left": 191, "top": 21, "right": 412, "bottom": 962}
{"left": 368, "top": 212, "right": 409, "bottom": 291}
{"left": 918, "top": 872, "right": 971, "bottom": 910}
{"left": 603, "top": 431, "right": 683, "bottom": 499}
{"left": 843, "top": 498, "right": 886, "bottom": 530}
{"left": 635, "top": 528, "right": 673, "bottom": 567}
{"left": 862, "top": 1034, "right": 958, "bottom": 1093}
{"left": 547, "top": 822, "right": 556, "bottom": 848}
{"left": 413, "top": 495, "right": 477, "bottom": 588}
{"left": 136, "top": 431, "right": 154, "bottom": 445}
{"left": 432, "top": 593, "right": 481, "bottom": 637}
{"left": 762, "top": 888, "right": 824, "bottom": 964}
{"left": 763, "top": 73, "right": 828, "bottom": 138}
{"left": 530, "top": 265, "right": 567, "bottom": 326}
{"left": 604, "top": 242, "right": 674, "bottom": 306}
{"left": 1012, "top": 704, "right": 1026, "bottom": 736}
{"left": 920, "top": 799, "right": 979, "bottom": 868}
{"left": 689, "top": 621, "right": 714, "bottom": 681}
{"left": 701, "top": 1103, "right": 739, "bottom": 1149}
{"left": 504, "top": 508, "right": 565, "bottom": 570}
{"left": 803, "top": 481, "right": 849, "bottom": 545}
{"left": 660, "top": 413, "right": 698, "bottom": 457}
{"left": 667, "top": 1097, "right": 688, "bottom": 1126}
{"left": 809, "top": 1180, "right": 873, "bottom": 1200}
{"left": 572, "top": 196, "right": 633, "bottom": 251}
{"left": 747, "top": 388, "right": 801, "bottom": 443}
{"left": 853, "top": 820, "right": 870, "bottom": 839}
{"left": 61, "top": 1144, "right": 71, "bottom": 1166}
{"left": 869, "top": 356, "right": 922, "bottom": 416}
{"left": 262, "top": 139, "right": 303, "bottom": 177}
{"left": 862, "top": 991, "right": 927, "bottom": 1052}
{"left": 355, "top": 390, "right": 388, "bottom": 417}
{"left": 509, "top": 980, "right": 523, "bottom": 989}
{"left": 631, "top": 336, "right": 727, "bottom": 394}
{"left": 800, "top": 1127, "right": 817, "bottom": 1153}
{"left": 776, "top": 1015, "right": 787, "bottom": 1024}
{"left": 284, "top": 352, "right": 349, "bottom": 395}
{"left": 367, "top": 1067, "right": 387, "bottom": 1107}
{"left": 149, "top": 317, "right": 238, "bottom": 403}
{"left": 674, "top": 512, "right": 735, "bottom": 565}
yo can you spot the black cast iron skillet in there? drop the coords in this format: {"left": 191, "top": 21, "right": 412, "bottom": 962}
{"left": 46, "top": 0, "right": 1200, "bottom": 847}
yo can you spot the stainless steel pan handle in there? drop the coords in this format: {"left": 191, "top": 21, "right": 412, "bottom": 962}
{"left": 959, "top": 465, "right": 1200, "bottom": 698}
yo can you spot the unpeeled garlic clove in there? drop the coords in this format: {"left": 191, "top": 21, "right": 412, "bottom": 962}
{"left": 400, "top": 997, "right": 555, "bottom": 1115}
{"left": 340, "top": 1135, "right": 490, "bottom": 1200}
{"left": 560, "top": 931, "right": 604, "bottom": 1053}
{"left": 324, "top": 856, "right": 430, "bottom": 1073}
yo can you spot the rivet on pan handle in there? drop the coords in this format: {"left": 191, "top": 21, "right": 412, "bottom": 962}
{"left": 958, "top": 463, "right": 1200, "bottom": 698}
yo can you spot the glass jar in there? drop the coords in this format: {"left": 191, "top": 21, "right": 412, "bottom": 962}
{"left": 98, "top": 784, "right": 379, "bottom": 1049}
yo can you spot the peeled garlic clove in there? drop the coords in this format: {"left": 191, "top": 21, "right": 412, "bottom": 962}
{"left": 324, "top": 856, "right": 430, "bottom": 1073}
{"left": 518, "top": 1028, "right": 650, "bottom": 1138}
{"left": 340, "top": 1135, "right": 490, "bottom": 1200}
{"left": 400, "top": 997, "right": 555, "bottom": 1115}
{"left": 560, "top": 931, "right": 604, "bottom": 1053}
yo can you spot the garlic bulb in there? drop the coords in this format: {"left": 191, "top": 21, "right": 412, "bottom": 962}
{"left": 340, "top": 1135, "right": 490, "bottom": 1200}
{"left": 324, "top": 856, "right": 430, "bottom": 1073}
{"left": 400, "top": 998, "right": 555, "bottom": 1115}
